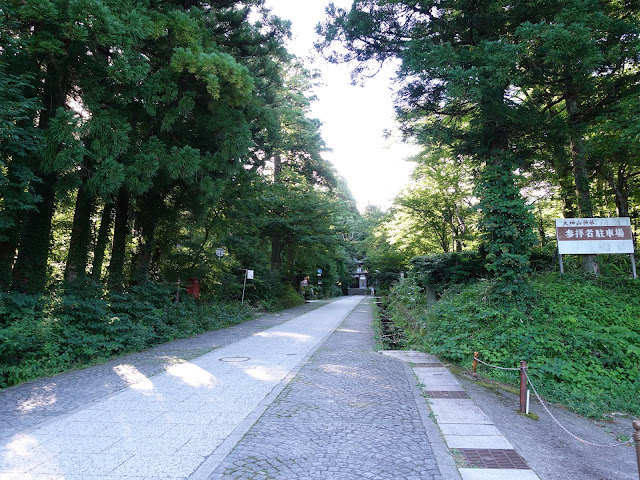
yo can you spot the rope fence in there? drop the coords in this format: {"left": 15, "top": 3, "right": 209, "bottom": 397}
{"left": 471, "top": 353, "right": 636, "bottom": 452}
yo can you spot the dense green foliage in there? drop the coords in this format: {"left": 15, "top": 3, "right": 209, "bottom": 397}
{"left": 319, "top": 0, "right": 640, "bottom": 423}
{"left": 386, "top": 273, "right": 640, "bottom": 417}
{"left": 0, "top": 0, "right": 358, "bottom": 301}
{"left": 0, "top": 0, "right": 364, "bottom": 387}
{"left": 410, "top": 253, "right": 487, "bottom": 295}
{"left": 319, "top": 0, "right": 640, "bottom": 276}
{"left": 0, "top": 282, "right": 253, "bottom": 388}
{"left": 475, "top": 159, "right": 538, "bottom": 291}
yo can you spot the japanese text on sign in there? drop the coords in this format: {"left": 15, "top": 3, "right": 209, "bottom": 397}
{"left": 555, "top": 218, "right": 634, "bottom": 254}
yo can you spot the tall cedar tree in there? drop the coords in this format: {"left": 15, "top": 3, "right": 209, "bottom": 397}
{"left": 318, "top": 0, "right": 537, "bottom": 285}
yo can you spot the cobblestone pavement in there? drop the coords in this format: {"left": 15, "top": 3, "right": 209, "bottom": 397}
{"left": 207, "top": 298, "right": 445, "bottom": 480}
{"left": 0, "top": 301, "right": 329, "bottom": 439}
{"left": 1, "top": 297, "right": 365, "bottom": 479}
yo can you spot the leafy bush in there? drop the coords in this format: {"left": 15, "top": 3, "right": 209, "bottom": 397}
{"left": 410, "top": 252, "right": 487, "bottom": 295}
{"left": 529, "top": 244, "right": 557, "bottom": 273}
{"left": 0, "top": 281, "right": 253, "bottom": 389}
{"left": 257, "top": 286, "right": 304, "bottom": 312}
{"left": 387, "top": 273, "right": 640, "bottom": 418}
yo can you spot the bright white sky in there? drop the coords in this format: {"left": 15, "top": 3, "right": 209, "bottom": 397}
{"left": 263, "top": 0, "right": 420, "bottom": 211}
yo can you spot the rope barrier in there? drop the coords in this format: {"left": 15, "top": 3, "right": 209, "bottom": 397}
{"left": 523, "top": 370, "right": 624, "bottom": 448}
{"left": 473, "top": 355, "right": 520, "bottom": 371}
{"left": 472, "top": 353, "right": 628, "bottom": 448}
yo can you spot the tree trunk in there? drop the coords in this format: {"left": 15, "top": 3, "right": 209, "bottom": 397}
{"left": 11, "top": 174, "right": 57, "bottom": 292}
{"left": 286, "top": 235, "right": 297, "bottom": 285}
{"left": 0, "top": 240, "right": 17, "bottom": 291}
{"left": 11, "top": 63, "right": 70, "bottom": 292}
{"left": 91, "top": 201, "right": 114, "bottom": 281}
{"left": 271, "top": 235, "right": 282, "bottom": 270}
{"left": 270, "top": 154, "right": 284, "bottom": 271}
{"left": 108, "top": 188, "right": 129, "bottom": 288}
{"left": 566, "top": 85, "right": 598, "bottom": 274}
{"left": 455, "top": 206, "right": 466, "bottom": 252}
{"left": 131, "top": 192, "right": 160, "bottom": 283}
{"left": 614, "top": 166, "right": 630, "bottom": 218}
{"left": 559, "top": 176, "right": 578, "bottom": 218}
{"left": 64, "top": 184, "right": 95, "bottom": 283}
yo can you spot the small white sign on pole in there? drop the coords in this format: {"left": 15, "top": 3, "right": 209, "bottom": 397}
{"left": 555, "top": 218, "right": 634, "bottom": 255}
{"left": 246, "top": 270, "right": 254, "bottom": 280}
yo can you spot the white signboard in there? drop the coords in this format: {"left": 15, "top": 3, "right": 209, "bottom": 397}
{"left": 246, "top": 270, "right": 254, "bottom": 280}
{"left": 556, "top": 218, "right": 634, "bottom": 254}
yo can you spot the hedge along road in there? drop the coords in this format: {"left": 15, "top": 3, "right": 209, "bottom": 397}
{"left": 0, "top": 296, "right": 449, "bottom": 479}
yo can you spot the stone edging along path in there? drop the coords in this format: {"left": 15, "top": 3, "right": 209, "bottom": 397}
{"left": 380, "top": 350, "right": 541, "bottom": 480}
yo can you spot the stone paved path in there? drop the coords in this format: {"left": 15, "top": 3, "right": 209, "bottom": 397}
{"left": 0, "top": 296, "right": 451, "bottom": 480}
{"left": 0, "top": 298, "right": 359, "bottom": 479}
{"left": 206, "top": 298, "right": 447, "bottom": 480}
{"left": 0, "top": 301, "right": 328, "bottom": 438}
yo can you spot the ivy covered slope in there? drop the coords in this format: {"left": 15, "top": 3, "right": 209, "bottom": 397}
{"left": 387, "top": 273, "right": 640, "bottom": 418}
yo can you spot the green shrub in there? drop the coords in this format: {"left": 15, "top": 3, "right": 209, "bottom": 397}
{"left": 258, "top": 286, "right": 304, "bottom": 312}
{"left": 410, "top": 252, "right": 487, "bottom": 295}
{"left": 387, "top": 273, "right": 640, "bottom": 418}
{"left": 0, "top": 281, "right": 253, "bottom": 389}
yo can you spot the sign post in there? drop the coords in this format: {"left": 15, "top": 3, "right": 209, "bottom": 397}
{"left": 555, "top": 218, "right": 636, "bottom": 278}
{"left": 241, "top": 269, "right": 254, "bottom": 304}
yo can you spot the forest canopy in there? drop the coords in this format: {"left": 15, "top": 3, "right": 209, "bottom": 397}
{"left": 0, "top": 0, "right": 361, "bottom": 300}
{"left": 318, "top": 0, "right": 640, "bottom": 281}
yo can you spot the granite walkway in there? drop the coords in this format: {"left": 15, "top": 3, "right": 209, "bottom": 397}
{"left": 0, "top": 297, "right": 360, "bottom": 479}
{"left": 0, "top": 296, "right": 453, "bottom": 479}
{"left": 204, "top": 298, "right": 452, "bottom": 480}
{"left": 382, "top": 351, "right": 541, "bottom": 480}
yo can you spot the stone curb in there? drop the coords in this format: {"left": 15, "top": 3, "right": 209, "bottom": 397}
{"left": 380, "top": 351, "right": 542, "bottom": 480}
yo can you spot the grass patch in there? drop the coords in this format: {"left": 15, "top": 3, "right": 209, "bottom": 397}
{"left": 387, "top": 272, "right": 640, "bottom": 418}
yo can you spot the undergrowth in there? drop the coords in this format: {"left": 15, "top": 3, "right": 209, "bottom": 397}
{"left": 387, "top": 273, "right": 640, "bottom": 418}
{"left": 0, "top": 281, "right": 254, "bottom": 389}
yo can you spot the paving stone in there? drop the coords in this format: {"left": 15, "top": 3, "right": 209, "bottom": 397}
{"left": 109, "top": 453, "right": 206, "bottom": 477}
{"left": 428, "top": 400, "right": 494, "bottom": 425}
{"left": 380, "top": 350, "right": 439, "bottom": 363}
{"left": 439, "top": 424, "right": 503, "bottom": 437}
{"left": 419, "top": 383, "right": 465, "bottom": 392}
{"left": 0, "top": 302, "right": 327, "bottom": 437}
{"left": 209, "top": 302, "right": 444, "bottom": 480}
{"left": 459, "top": 468, "right": 541, "bottom": 480}
{"left": 0, "top": 299, "right": 358, "bottom": 479}
{"left": 444, "top": 434, "right": 513, "bottom": 449}
{"left": 1, "top": 298, "right": 450, "bottom": 480}
{"left": 414, "top": 369, "right": 461, "bottom": 387}
{"left": 424, "top": 390, "right": 470, "bottom": 399}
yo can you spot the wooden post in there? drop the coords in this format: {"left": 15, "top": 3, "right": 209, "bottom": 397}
{"left": 175, "top": 278, "right": 181, "bottom": 303}
{"left": 472, "top": 352, "right": 479, "bottom": 374}
{"left": 241, "top": 270, "right": 248, "bottom": 304}
{"left": 520, "top": 360, "right": 528, "bottom": 414}
{"left": 630, "top": 253, "right": 637, "bottom": 279}
{"left": 558, "top": 252, "right": 564, "bottom": 274}
{"left": 633, "top": 419, "right": 640, "bottom": 479}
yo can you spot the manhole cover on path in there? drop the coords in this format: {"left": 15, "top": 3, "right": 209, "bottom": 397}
{"left": 219, "top": 357, "right": 251, "bottom": 362}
